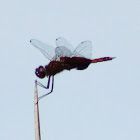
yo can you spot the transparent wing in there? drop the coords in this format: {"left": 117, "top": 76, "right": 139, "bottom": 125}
{"left": 52, "top": 37, "right": 74, "bottom": 60}
{"left": 30, "top": 38, "right": 93, "bottom": 61}
{"left": 55, "top": 37, "right": 74, "bottom": 52}
{"left": 72, "top": 41, "right": 92, "bottom": 59}
{"left": 30, "top": 39, "right": 55, "bottom": 61}
{"left": 53, "top": 46, "right": 73, "bottom": 60}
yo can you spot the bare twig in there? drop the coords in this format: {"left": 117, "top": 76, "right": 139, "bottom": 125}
{"left": 34, "top": 80, "right": 41, "bottom": 140}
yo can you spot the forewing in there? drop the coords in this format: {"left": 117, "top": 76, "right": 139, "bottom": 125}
{"left": 55, "top": 37, "right": 74, "bottom": 52}
{"left": 30, "top": 39, "right": 55, "bottom": 60}
{"left": 53, "top": 37, "right": 74, "bottom": 60}
{"left": 53, "top": 46, "right": 73, "bottom": 60}
{"left": 72, "top": 41, "right": 92, "bottom": 59}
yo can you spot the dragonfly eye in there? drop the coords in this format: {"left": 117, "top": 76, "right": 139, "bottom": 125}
{"left": 35, "top": 66, "right": 46, "bottom": 79}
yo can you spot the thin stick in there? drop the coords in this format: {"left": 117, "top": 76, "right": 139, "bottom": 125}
{"left": 34, "top": 80, "right": 41, "bottom": 140}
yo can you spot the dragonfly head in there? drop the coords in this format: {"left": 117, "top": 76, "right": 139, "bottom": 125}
{"left": 35, "top": 66, "right": 46, "bottom": 79}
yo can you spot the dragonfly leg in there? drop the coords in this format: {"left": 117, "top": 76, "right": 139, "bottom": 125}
{"left": 38, "top": 76, "right": 54, "bottom": 101}
{"left": 37, "top": 76, "right": 51, "bottom": 89}
{"left": 47, "top": 76, "right": 51, "bottom": 88}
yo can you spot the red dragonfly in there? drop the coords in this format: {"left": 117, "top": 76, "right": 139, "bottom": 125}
{"left": 30, "top": 37, "right": 115, "bottom": 100}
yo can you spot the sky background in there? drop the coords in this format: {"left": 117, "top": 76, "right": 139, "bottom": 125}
{"left": 0, "top": 0, "right": 139, "bottom": 140}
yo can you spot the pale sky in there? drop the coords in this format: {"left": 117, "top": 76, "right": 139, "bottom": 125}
{"left": 0, "top": 0, "right": 139, "bottom": 140}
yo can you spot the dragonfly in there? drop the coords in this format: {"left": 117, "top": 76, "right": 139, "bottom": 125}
{"left": 30, "top": 37, "right": 115, "bottom": 100}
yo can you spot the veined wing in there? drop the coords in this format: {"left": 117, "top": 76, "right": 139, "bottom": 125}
{"left": 72, "top": 41, "right": 92, "bottom": 59}
{"left": 30, "top": 38, "right": 93, "bottom": 61}
{"left": 53, "top": 37, "right": 74, "bottom": 60}
{"left": 55, "top": 37, "right": 74, "bottom": 52}
{"left": 30, "top": 39, "right": 55, "bottom": 61}
{"left": 53, "top": 46, "right": 73, "bottom": 60}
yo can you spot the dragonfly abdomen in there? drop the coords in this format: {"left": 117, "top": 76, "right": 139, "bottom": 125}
{"left": 62, "top": 57, "right": 91, "bottom": 70}
{"left": 91, "top": 57, "right": 115, "bottom": 63}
